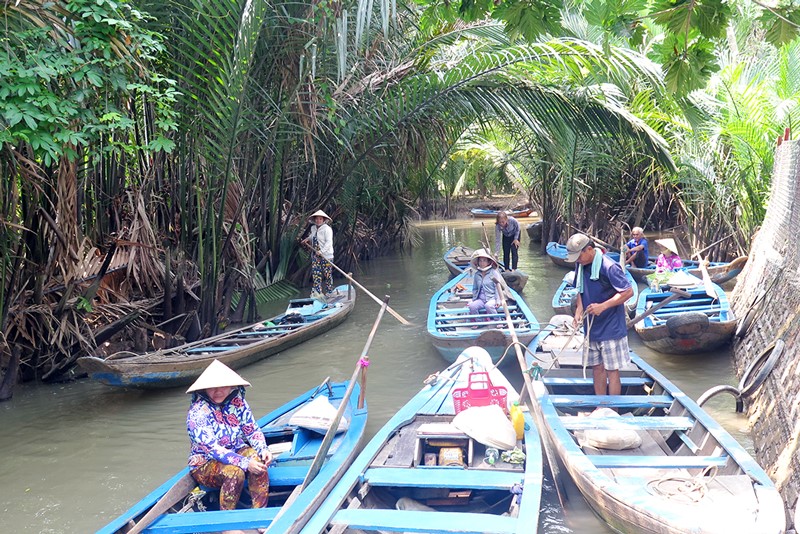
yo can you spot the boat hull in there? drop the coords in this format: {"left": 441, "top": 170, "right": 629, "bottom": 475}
{"left": 444, "top": 245, "right": 528, "bottom": 292}
{"left": 78, "top": 285, "right": 355, "bottom": 388}
{"left": 470, "top": 208, "right": 533, "bottom": 219}
{"left": 545, "top": 242, "right": 574, "bottom": 269}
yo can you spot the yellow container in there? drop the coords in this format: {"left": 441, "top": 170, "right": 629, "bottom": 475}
{"left": 510, "top": 403, "right": 524, "bottom": 440}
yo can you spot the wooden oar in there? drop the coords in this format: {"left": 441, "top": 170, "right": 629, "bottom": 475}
{"left": 301, "top": 242, "right": 411, "bottom": 326}
{"left": 126, "top": 471, "right": 197, "bottom": 534}
{"left": 494, "top": 281, "right": 568, "bottom": 508}
{"left": 626, "top": 287, "right": 691, "bottom": 328}
{"left": 299, "top": 296, "right": 388, "bottom": 491}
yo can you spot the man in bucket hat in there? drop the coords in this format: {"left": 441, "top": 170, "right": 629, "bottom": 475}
{"left": 301, "top": 209, "right": 334, "bottom": 297}
{"left": 186, "top": 360, "right": 272, "bottom": 511}
{"left": 566, "top": 233, "right": 633, "bottom": 397}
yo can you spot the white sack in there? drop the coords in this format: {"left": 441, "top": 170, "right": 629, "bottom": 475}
{"left": 288, "top": 395, "right": 349, "bottom": 434}
{"left": 452, "top": 404, "right": 516, "bottom": 450}
{"left": 576, "top": 408, "right": 642, "bottom": 450}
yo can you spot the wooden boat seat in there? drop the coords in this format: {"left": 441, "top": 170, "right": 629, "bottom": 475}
{"left": 331, "top": 508, "right": 519, "bottom": 533}
{"left": 146, "top": 506, "right": 280, "bottom": 532}
{"left": 589, "top": 454, "right": 729, "bottom": 469}
{"left": 653, "top": 307, "right": 721, "bottom": 317}
{"left": 560, "top": 415, "right": 694, "bottom": 431}
{"left": 362, "top": 466, "right": 523, "bottom": 490}
{"left": 435, "top": 306, "right": 520, "bottom": 315}
{"left": 435, "top": 320, "right": 529, "bottom": 329}
{"left": 541, "top": 377, "right": 653, "bottom": 387}
{"left": 549, "top": 394, "right": 674, "bottom": 409}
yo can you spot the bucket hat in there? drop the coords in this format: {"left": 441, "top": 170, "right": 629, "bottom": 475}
{"left": 655, "top": 238, "right": 679, "bottom": 254}
{"left": 186, "top": 359, "right": 251, "bottom": 393}
{"left": 308, "top": 210, "right": 332, "bottom": 224}
{"left": 470, "top": 248, "right": 498, "bottom": 270}
{"left": 565, "top": 233, "right": 592, "bottom": 263}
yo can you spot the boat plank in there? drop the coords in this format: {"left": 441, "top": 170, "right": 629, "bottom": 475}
{"left": 589, "top": 454, "right": 729, "bottom": 469}
{"left": 146, "top": 507, "right": 280, "bottom": 533}
{"left": 331, "top": 509, "right": 518, "bottom": 534}
{"left": 549, "top": 394, "right": 673, "bottom": 408}
{"left": 363, "top": 466, "right": 523, "bottom": 490}
{"left": 542, "top": 377, "right": 652, "bottom": 387}
{"left": 560, "top": 415, "right": 693, "bottom": 431}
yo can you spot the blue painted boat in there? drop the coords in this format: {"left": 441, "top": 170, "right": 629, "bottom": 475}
{"left": 98, "top": 379, "right": 368, "bottom": 534}
{"left": 545, "top": 242, "right": 573, "bottom": 269}
{"left": 444, "top": 245, "right": 529, "bottom": 292}
{"left": 633, "top": 281, "right": 737, "bottom": 354}
{"left": 470, "top": 207, "right": 533, "bottom": 219}
{"left": 299, "top": 347, "right": 543, "bottom": 534}
{"left": 77, "top": 285, "right": 355, "bottom": 388}
{"left": 551, "top": 268, "right": 638, "bottom": 317}
{"left": 528, "top": 346, "right": 785, "bottom": 534}
{"left": 427, "top": 271, "right": 539, "bottom": 364}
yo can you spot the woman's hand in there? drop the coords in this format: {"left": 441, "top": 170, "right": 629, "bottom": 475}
{"left": 261, "top": 450, "right": 273, "bottom": 466}
{"left": 247, "top": 459, "right": 268, "bottom": 475}
{"left": 512, "top": 239, "right": 520, "bottom": 248}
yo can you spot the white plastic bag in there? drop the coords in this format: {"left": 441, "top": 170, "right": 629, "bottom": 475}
{"left": 288, "top": 395, "right": 349, "bottom": 434}
{"left": 452, "top": 404, "right": 516, "bottom": 450}
{"left": 576, "top": 408, "right": 642, "bottom": 450}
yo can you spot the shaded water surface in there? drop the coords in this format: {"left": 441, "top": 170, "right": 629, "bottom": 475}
{"left": 0, "top": 220, "right": 751, "bottom": 532}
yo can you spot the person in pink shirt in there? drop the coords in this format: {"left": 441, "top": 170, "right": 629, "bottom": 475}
{"left": 655, "top": 238, "right": 683, "bottom": 273}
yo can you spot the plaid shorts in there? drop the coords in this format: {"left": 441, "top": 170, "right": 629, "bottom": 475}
{"left": 586, "top": 337, "right": 631, "bottom": 370}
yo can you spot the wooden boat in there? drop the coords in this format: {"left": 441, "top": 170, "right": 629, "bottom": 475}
{"left": 551, "top": 268, "right": 638, "bottom": 317}
{"left": 444, "top": 245, "right": 529, "bottom": 292}
{"left": 526, "top": 221, "right": 542, "bottom": 242}
{"left": 98, "top": 378, "right": 368, "bottom": 534}
{"left": 634, "top": 281, "right": 737, "bottom": 354}
{"left": 545, "top": 241, "right": 574, "bottom": 269}
{"left": 299, "top": 347, "right": 542, "bottom": 534}
{"left": 427, "top": 271, "right": 539, "bottom": 364}
{"left": 77, "top": 284, "right": 355, "bottom": 388}
{"left": 527, "top": 335, "right": 785, "bottom": 534}
{"left": 626, "top": 258, "right": 732, "bottom": 285}
{"left": 469, "top": 207, "right": 533, "bottom": 219}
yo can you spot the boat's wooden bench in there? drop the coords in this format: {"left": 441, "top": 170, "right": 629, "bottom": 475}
{"left": 362, "top": 466, "right": 523, "bottom": 490}
{"left": 146, "top": 506, "right": 280, "bottom": 533}
{"left": 436, "top": 319, "right": 529, "bottom": 329}
{"left": 435, "top": 311, "right": 524, "bottom": 321}
{"left": 655, "top": 297, "right": 716, "bottom": 307}
{"left": 589, "top": 454, "right": 729, "bottom": 469}
{"left": 542, "top": 377, "right": 653, "bottom": 388}
{"left": 653, "top": 307, "right": 721, "bottom": 317}
{"left": 331, "top": 508, "right": 519, "bottom": 533}
{"left": 549, "top": 394, "right": 674, "bottom": 409}
{"left": 560, "top": 415, "right": 693, "bottom": 431}
{"left": 436, "top": 307, "right": 519, "bottom": 315}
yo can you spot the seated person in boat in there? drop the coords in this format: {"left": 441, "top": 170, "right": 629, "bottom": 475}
{"left": 566, "top": 234, "right": 633, "bottom": 397}
{"left": 624, "top": 226, "right": 649, "bottom": 268}
{"left": 186, "top": 360, "right": 272, "bottom": 510}
{"left": 654, "top": 238, "right": 683, "bottom": 273}
{"left": 468, "top": 249, "right": 504, "bottom": 321}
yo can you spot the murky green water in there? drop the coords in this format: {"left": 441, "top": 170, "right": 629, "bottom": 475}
{"left": 0, "top": 220, "right": 750, "bottom": 533}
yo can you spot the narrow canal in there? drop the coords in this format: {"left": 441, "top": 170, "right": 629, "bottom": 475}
{"left": 0, "top": 219, "right": 751, "bottom": 533}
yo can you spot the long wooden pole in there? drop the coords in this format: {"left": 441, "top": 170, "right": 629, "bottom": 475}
{"left": 300, "top": 296, "right": 389, "bottom": 490}
{"left": 495, "top": 282, "right": 567, "bottom": 507}
{"left": 302, "top": 243, "right": 411, "bottom": 326}
{"left": 126, "top": 472, "right": 197, "bottom": 534}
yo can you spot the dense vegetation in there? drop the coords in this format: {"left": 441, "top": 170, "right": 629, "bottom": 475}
{"left": 1, "top": 0, "right": 798, "bottom": 395}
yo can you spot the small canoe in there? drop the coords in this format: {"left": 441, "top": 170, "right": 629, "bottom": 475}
{"left": 299, "top": 347, "right": 543, "bottom": 534}
{"left": 545, "top": 242, "right": 574, "bottom": 269}
{"left": 551, "top": 268, "right": 638, "bottom": 317}
{"left": 528, "top": 341, "right": 785, "bottom": 534}
{"left": 526, "top": 221, "right": 542, "bottom": 242}
{"left": 443, "top": 245, "right": 529, "bottom": 292}
{"left": 470, "top": 208, "right": 533, "bottom": 219}
{"left": 77, "top": 284, "right": 355, "bottom": 388}
{"left": 427, "top": 271, "right": 539, "bottom": 364}
{"left": 98, "top": 379, "right": 368, "bottom": 534}
{"left": 633, "top": 282, "right": 737, "bottom": 354}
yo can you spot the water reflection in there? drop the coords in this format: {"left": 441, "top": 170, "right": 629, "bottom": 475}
{"left": 0, "top": 220, "right": 750, "bottom": 533}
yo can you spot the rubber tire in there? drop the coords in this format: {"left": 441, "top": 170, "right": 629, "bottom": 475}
{"left": 666, "top": 312, "right": 709, "bottom": 338}
{"left": 738, "top": 338, "right": 784, "bottom": 398}
{"left": 697, "top": 384, "right": 744, "bottom": 413}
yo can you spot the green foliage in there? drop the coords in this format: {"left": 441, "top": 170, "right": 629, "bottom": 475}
{"left": 651, "top": 0, "right": 729, "bottom": 39}
{"left": 654, "top": 33, "right": 719, "bottom": 96}
{"left": 761, "top": 7, "right": 800, "bottom": 47}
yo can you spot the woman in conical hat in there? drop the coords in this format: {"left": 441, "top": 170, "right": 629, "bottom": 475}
{"left": 301, "top": 209, "right": 334, "bottom": 297}
{"left": 655, "top": 238, "right": 683, "bottom": 273}
{"left": 468, "top": 249, "right": 503, "bottom": 324}
{"left": 186, "top": 360, "right": 272, "bottom": 511}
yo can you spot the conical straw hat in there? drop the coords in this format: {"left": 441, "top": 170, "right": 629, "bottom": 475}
{"left": 470, "top": 248, "right": 498, "bottom": 269}
{"left": 186, "top": 359, "right": 251, "bottom": 393}
{"left": 308, "top": 210, "right": 332, "bottom": 223}
{"left": 655, "top": 238, "right": 679, "bottom": 254}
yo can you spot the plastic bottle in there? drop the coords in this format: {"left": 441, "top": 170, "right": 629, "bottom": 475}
{"left": 510, "top": 402, "right": 524, "bottom": 440}
{"left": 484, "top": 447, "right": 499, "bottom": 465}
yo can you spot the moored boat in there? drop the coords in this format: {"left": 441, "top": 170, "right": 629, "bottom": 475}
{"left": 470, "top": 207, "right": 533, "bottom": 219}
{"left": 299, "top": 347, "right": 543, "bottom": 534}
{"left": 527, "top": 338, "right": 785, "bottom": 534}
{"left": 626, "top": 258, "right": 732, "bottom": 285}
{"left": 98, "top": 379, "right": 368, "bottom": 534}
{"left": 427, "top": 271, "right": 539, "bottom": 364}
{"left": 444, "top": 245, "right": 529, "bottom": 292}
{"left": 545, "top": 242, "right": 574, "bottom": 269}
{"left": 77, "top": 284, "right": 355, "bottom": 388}
{"left": 526, "top": 221, "right": 542, "bottom": 242}
{"left": 552, "top": 268, "right": 638, "bottom": 317}
{"left": 633, "top": 280, "right": 736, "bottom": 354}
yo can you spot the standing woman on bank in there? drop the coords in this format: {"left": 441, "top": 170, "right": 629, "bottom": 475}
{"left": 302, "top": 209, "right": 334, "bottom": 297}
{"left": 494, "top": 211, "right": 521, "bottom": 271}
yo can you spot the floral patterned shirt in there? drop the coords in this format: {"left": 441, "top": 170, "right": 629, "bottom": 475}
{"left": 186, "top": 387, "right": 268, "bottom": 471}
{"left": 656, "top": 253, "right": 683, "bottom": 273}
